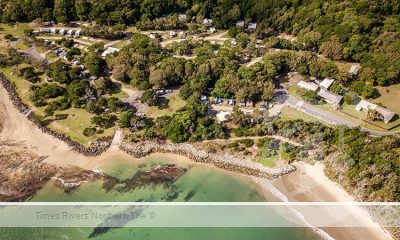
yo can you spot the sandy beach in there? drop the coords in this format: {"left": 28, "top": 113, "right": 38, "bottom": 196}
{"left": 269, "top": 162, "right": 393, "bottom": 240}
{"left": 0, "top": 85, "right": 393, "bottom": 240}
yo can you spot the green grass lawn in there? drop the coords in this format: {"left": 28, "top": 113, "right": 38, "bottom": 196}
{"left": 254, "top": 150, "right": 280, "bottom": 168}
{"left": 48, "top": 108, "right": 115, "bottom": 146}
{"left": 0, "top": 23, "right": 30, "bottom": 39}
{"left": 279, "top": 106, "right": 320, "bottom": 123}
{"left": 314, "top": 100, "right": 400, "bottom": 131}
{"left": 110, "top": 40, "right": 130, "bottom": 49}
{"left": 15, "top": 40, "right": 30, "bottom": 50}
{"left": 109, "top": 89, "right": 129, "bottom": 99}
{"left": 146, "top": 94, "right": 186, "bottom": 118}
{"left": 372, "top": 84, "right": 400, "bottom": 114}
{"left": 1, "top": 65, "right": 34, "bottom": 107}
{"left": 0, "top": 37, "right": 9, "bottom": 54}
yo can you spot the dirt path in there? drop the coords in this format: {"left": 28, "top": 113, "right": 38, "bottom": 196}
{"left": 203, "top": 135, "right": 303, "bottom": 147}
{"left": 246, "top": 57, "right": 263, "bottom": 67}
{"left": 104, "top": 40, "right": 123, "bottom": 48}
{"left": 37, "top": 36, "right": 93, "bottom": 46}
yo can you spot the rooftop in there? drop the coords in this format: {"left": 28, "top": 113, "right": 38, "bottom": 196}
{"left": 319, "top": 78, "right": 335, "bottom": 89}
{"left": 317, "top": 89, "right": 343, "bottom": 104}
{"left": 101, "top": 47, "right": 120, "bottom": 57}
{"left": 297, "top": 80, "right": 319, "bottom": 91}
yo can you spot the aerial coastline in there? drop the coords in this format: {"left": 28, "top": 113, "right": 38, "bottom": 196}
{"left": 1, "top": 2, "right": 399, "bottom": 238}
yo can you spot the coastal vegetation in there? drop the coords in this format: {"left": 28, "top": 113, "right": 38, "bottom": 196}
{"left": 0, "top": 0, "right": 399, "bottom": 221}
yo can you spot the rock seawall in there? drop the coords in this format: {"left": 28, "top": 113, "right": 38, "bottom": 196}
{"left": 0, "top": 73, "right": 111, "bottom": 156}
{"left": 120, "top": 141, "right": 296, "bottom": 178}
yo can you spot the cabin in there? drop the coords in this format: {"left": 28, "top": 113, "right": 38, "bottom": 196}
{"left": 317, "top": 89, "right": 343, "bottom": 105}
{"left": 297, "top": 80, "right": 319, "bottom": 92}
{"left": 178, "top": 31, "right": 187, "bottom": 39}
{"left": 66, "top": 29, "right": 74, "bottom": 35}
{"left": 210, "top": 27, "right": 217, "bottom": 34}
{"left": 178, "top": 14, "right": 187, "bottom": 22}
{"left": 101, "top": 47, "right": 120, "bottom": 57}
{"left": 74, "top": 30, "right": 81, "bottom": 37}
{"left": 59, "top": 29, "right": 66, "bottom": 35}
{"left": 236, "top": 20, "right": 245, "bottom": 27}
{"left": 349, "top": 65, "right": 360, "bottom": 76}
{"left": 50, "top": 28, "right": 57, "bottom": 34}
{"left": 230, "top": 38, "right": 237, "bottom": 45}
{"left": 216, "top": 111, "right": 231, "bottom": 123}
{"left": 203, "top": 18, "right": 213, "bottom": 27}
{"left": 248, "top": 22, "right": 257, "bottom": 31}
{"left": 169, "top": 31, "right": 177, "bottom": 37}
{"left": 39, "top": 28, "right": 51, "bottom": 33}
{"left": 319, "top": 78, "right": 335, "bottom": 89}
{"left": 149, "top": 32, "right": 160, "bottom": 39}
{"left": 355, "top": 100, "right": 396, "bottom": 123}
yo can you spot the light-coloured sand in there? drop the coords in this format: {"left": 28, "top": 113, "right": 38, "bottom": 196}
{"left": 268, "top": 162, "right": 392, "bottom": 240}
{"left": 0, "top": 85, "right": 393, "bottom": 240}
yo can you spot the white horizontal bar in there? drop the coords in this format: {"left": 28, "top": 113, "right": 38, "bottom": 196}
{"left": 0, "top": 202, "right": 399, "bottom": 206}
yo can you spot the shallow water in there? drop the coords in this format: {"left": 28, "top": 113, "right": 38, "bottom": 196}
{"left": 5, "top": 154, "right": 317, "bottom": 239}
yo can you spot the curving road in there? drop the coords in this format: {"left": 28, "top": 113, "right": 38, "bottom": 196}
{"left": 276, "top": 91, "right": 399, "bottom": 136}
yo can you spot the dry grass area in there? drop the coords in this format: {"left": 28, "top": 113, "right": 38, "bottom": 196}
{"left": 1, "top": 65, "right": 34, "bottom": 107}
{"left": 372, "top": 84, "right": 400, "bottom": 114}
{"left": 279, "top": 106, "right": 320, "bottom": 123}
{"left": 146, "top": 94, "right": 186, "bottom": 118}
{"left": 48, "top": 108, "right": 115, "bottom": 146}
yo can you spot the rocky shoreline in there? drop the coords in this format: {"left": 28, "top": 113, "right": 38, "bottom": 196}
{"left": 119, "top": 140, "right": 297, "bottom": 178}
{"left": 0, "top": 73, "right": 111, "bottom": 156}
{"left": 0, "top": 72, "right": 296, "bottom": 178}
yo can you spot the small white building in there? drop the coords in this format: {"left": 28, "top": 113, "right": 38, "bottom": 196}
{"left": 297, "top": 80, "right": 319, "bottom": 92}
{"left": 59, "top": 29, "right": 66, "bottom": 35}
{"left": 216, "top": 111, "right": 231, "bottom": 123}
{"left": 178, "top": 14, "right": 187, "bottom": 22}
{"left": 74, "top": 30, "right": 81, "bottom": 37}
{"left": 349, "top": 65, "right": 360, "bottom": 76}
{"left": 101, "top": 47, "right": 120, "bottom": 57}
{"left": 230, "top": 38, "right": 237, "bottom": 45}
{"left": 355, "top": 99, "right": 376, "bottom": 112}
{"left": 355, "top": 100, "right": 396, "bottom": 123}
{"left": 203, "top": 18, "right": 213, "bottom": 27}
{"left": 169, "top": 31, "right": 177, "bottom": 37}
{"left": 178, "top": 31, "right": 187, "bottom": 39}
{"left": 236, "top": 20, "right": 245, "bottom": 27}
{"left": 66, "top": 29, "right": 74, "bottom": 35}
{"left": 248, "top": 22, "right": 257, "bottom": 30}
{"left": 319, "top": 78, "right": 335, "bottom": 89}
{"left": 149, "top": 33, "right": 158, "bottom": 39}
{"left": 50, "top": 28, "right": 57, "bottom": 34}
{"left": 209, "top": 27, "right": 217, "bottom": 34}
{"left": 39, "top": 28, "right": 51, "bottom": 33}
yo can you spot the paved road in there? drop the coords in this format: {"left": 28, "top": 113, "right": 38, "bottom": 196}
{"left": 277, "top": 92, "right": 398, "bottom": 136}
{"left": 285, "top": 95, "right": 357, "bottom": 127}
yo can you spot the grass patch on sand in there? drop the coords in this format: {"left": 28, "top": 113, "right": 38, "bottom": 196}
{"left": 110, "top": 40, "right": 130, "bottom": 49}
{"left": 255, "top": 153, "right": 280, "bottom": 168}
{"left": 1, "top": 65, "right": 34, "bottom": 106}
{"left": 0, "top": 23, "right": 30, "bottom": 39}
{"left": 15, "top": 40, "right": 30, "bottom": 50}
{"left": 110, "top": 89, "right": 129, "bottom": 99}
{"left": 48, "top": 108, "right": 115, "bottom": 146}
{"left": 146, "top": 94, "right": 186, "bottom": 118}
